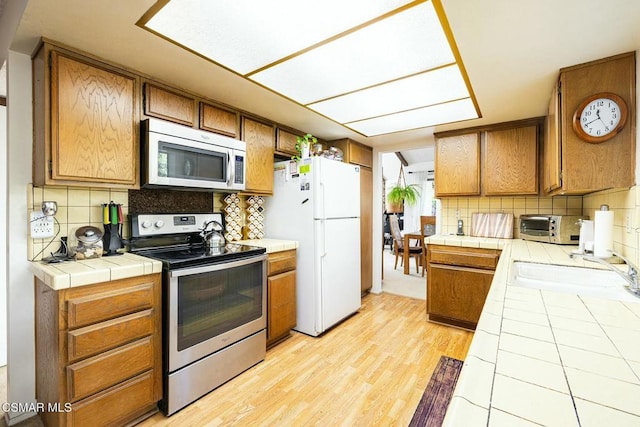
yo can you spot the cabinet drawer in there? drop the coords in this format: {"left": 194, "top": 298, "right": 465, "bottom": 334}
{"left": 428, "top": 246, "right": 500, "bottom": 270}
{"left": 69, "top": 371, "right": 157, "bottom": 427}
{"left": 67, "top": 337, "right": 154, "bottom": 402}
{"left": 66, "top": 282, "right": 154, "bottom": 329}
{"left": 67, "top": 309, "right": 154, "bottom": 363}
{"left": 267, "top": 250, "right": 297, "bottom": 276}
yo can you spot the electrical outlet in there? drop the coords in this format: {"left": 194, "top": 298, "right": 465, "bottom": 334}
{"left": 626, "top": 213, "right": 633, "bottom": 234}
{"left": 30, "top": 212, "right": 55, "bottom": 238}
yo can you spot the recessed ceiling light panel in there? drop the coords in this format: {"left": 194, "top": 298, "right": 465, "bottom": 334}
{"left": 308, "top": 64, "right": 468, "bottom": 123}
{"left": 347, "top": 98, "right": 478, "bottom": 136}
{"left": 145, "top": 0, "right": 415, "bottom": 75}
{"left": 249, "top": 1, "right": 455, "bottom": 104}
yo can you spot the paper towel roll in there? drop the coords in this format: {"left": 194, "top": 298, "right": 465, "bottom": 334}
{"left": 593, "top": 210, "right": 614, "bottom": 258}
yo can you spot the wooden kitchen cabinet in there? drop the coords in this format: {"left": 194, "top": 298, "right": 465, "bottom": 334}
{"left": 144, "top": 82, "right": 196, "bottom": 127}
{"left": 426, "top": 245, "right": 500, "bottom": 330}
{"left": 199, "top": 102, "right": 239, "bottom": 137}
{"left": 267, "top": 249, "right": 297, "bottom": 347}
{"left": 435, "top": 118, "right": 542, "bottom": 197}
{"left": 242, "top": 116, "right": 275, "bottom": 195}
{"left": 544, "top": 51, "right": 635, "bottom": 195}
{"left": 275, "top": 128, "right": 300, "bottom": 157}
{"left": 544, "top": 81, "right": 562, "bottom": 193}
{"left": 328, "top": 139, "right": 373, "bottom": 293}
{"left": 32, "top": 43, "right": 139, "bottom": 188}
{"left": 483, "top": 123, "right": 539, "bottom": 195}
{"left": 329, "top": 138, "right": 373, "bottom": 168}
{"left": 35, "top": 274, "right": 162, "bottom": 427}
{"left": 434, "top": 132, "right": 481, "bottom": 196}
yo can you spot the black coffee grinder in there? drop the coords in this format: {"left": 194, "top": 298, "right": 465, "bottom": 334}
{"left": 102, "top": 202, "right": 124, "bottom": 256}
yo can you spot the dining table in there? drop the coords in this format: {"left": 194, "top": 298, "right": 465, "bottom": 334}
{"left": 402, "top": 231, "right": 423, "bottom": 275}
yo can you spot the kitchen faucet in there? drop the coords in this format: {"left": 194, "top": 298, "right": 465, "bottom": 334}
{"left": 570, "top": 251, "right": 640, "bottom": 297}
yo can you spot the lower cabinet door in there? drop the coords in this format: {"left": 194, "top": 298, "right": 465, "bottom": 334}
{"left": 267, "top": 270, "right": 296, "bottom": 345}
{"left": 69, "top": 371, "right": 156, "bottom": 427}
{"left": 428, "top": 264, "right": 493, "bottom": 327}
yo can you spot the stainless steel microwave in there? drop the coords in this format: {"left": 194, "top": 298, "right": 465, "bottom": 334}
{"left": 141, "top": 118, "right": 246, "bottom": 191}
{"left": 519, "top": 214, "right": 586, "bottom": 244}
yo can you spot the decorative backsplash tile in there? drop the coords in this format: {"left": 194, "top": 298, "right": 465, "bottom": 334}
{"left": 28, "top": 185, "right": 130, "bottom": 261}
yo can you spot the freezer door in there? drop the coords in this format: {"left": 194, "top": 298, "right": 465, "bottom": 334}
{"left": 313, "top": 157, "right": 360, "bottom": 219}
{"left": 315, "top": 217, "right": 361, "bottom": 333}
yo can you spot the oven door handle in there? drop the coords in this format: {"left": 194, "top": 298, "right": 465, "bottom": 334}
{"left": 169, "top": 253, "right": 268, "bottom": 278}
{"left": 521, "top": 216, "right": 551, "bottom": 221}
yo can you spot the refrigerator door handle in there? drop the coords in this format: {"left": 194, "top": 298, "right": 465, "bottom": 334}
{"left": 319, "top": 219, "right": 327, "bottom": 257}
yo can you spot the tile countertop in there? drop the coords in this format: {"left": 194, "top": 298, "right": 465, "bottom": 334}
{"left": 434, "top": 238, "right": 640, "bottom": 426}
{"left": 235, "top": 238, "right": 298, "bottom": 253}
{"left": 30, "top": 253, "right": 163, "bottom": 291}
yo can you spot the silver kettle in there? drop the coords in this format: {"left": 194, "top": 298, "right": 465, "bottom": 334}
{"left": 200, "top": 220, "right": 225, "bottom": 249}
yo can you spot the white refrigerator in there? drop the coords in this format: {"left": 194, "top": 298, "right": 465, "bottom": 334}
{"left": 264, "top": 156, "right": 361, "bottom": 336}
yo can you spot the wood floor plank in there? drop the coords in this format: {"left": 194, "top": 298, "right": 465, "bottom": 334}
{"left": 140, "top": 293, "right": 473, "bottom": 426}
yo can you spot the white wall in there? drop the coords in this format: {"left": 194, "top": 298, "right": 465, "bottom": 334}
{"left": 5, "top": 50, "right": 36, "bottom": 425}
{"left": 0, "top": 101, "right": 6, "bottom": 367}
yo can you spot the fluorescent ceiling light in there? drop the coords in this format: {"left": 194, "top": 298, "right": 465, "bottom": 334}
{"left": 141, "top": 0, "right": 480, "bottom": 137}
{"left": 347, "top": 98, "right": 478, "bottom": 136}
{"left": 308, "top": 65, "right": 468, "bottom": 123}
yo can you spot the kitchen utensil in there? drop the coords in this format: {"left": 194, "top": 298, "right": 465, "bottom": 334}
{"left": 102, "top": 202, "right": 125, "bottom": 256}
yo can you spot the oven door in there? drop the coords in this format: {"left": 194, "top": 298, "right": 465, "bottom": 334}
{"left": 167, "top": 254, "right": 267, "bottom": 372}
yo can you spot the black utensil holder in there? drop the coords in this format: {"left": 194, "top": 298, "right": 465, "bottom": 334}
{"left": 103, "top": 224, "right": 123, "bottom": 256}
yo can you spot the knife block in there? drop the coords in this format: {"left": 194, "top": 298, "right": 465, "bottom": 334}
{"left": 103, "top": 224, "right": 124, "bottom": 256}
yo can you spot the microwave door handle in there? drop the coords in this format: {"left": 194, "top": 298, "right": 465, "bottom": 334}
{"left": 227, "top": 151, "right": 233, "bottom": 186}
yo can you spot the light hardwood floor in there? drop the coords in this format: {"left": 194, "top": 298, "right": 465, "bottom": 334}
{"left": 141, "top": 292, "right": 473, "bottom": 426}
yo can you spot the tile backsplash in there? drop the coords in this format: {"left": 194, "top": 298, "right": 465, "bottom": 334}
{"left": 440, "top": 187, "right": 640, "bottom": 267}
{"left": 28, "top": 184, "right": 130, "bottom": 261}
{"left": 27, "top": 185, "right": 249, "bottom": 261}
{"left": 582, "top": 186, "right": 639, "bottom": 266}
{"left": 439, "top": 195, "right": 583, "bottom": 238}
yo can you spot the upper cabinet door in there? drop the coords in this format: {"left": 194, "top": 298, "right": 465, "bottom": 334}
{"left": 557, "top": 51, "right": 635, "bottom": 194}
{"left": 242, "top": 117, "right": 275, "bottom": 195}
{"left": 435, "top": 133, "right": 481, "bottom": 197}
{"left": 543, "top": 81, "right": 562, "bottom": 193}
{"left": 275, "top": 128, "right": 299, "bottom": 157}
{"left": 199, "top": 102, "right": 238, "bottom": 137}
{"left": 484, "top": 125, "right": 538, "bottom": 195}
{"left": 144, "top": 83, "right": 196, "bottom": 126}
{"left": 50, "top": 51, "right": 138, "bottom": 186}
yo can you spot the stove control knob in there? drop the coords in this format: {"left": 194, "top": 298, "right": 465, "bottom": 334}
{"left": 155, "top": 220, "right": 165, "bottom": 229}
{"left": 141, "top": 220, "right": 152, "bottom": 229}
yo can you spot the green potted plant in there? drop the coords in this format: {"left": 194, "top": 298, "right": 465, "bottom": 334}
{"left": 292, "top": 133, "right": 317, "bottom": 162}
{"left": 386, "top": 165, "right": 420, "bottom": 213}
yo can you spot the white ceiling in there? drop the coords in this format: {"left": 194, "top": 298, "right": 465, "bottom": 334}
{"left": 3, "top": 0, "right": 640, "bottom": 156}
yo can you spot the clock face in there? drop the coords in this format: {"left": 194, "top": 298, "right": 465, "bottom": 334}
{"left": 572, "top": 92, "right": 628, "bottom": 143}
{"left": 579, "top": 97, "right": 621, "bottom": 137}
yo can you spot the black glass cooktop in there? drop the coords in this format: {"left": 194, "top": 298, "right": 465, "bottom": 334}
{"left": 136, "top": 243, "right": 265, "bottom": 269}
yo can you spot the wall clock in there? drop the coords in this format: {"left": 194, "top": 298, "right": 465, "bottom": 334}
{"left": 572, "top": 92, "right": 628, "bottom": 143}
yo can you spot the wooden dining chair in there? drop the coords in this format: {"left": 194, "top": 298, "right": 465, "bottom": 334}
{"left": 420, "top": 216, "right": 436, "bottom": 277}
{"left": 389, "top": 214, "right": 422, "bottom": 273}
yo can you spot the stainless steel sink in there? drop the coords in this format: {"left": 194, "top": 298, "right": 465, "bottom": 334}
{"left": 510, "top": 261, "right": 638, "bottom": 302}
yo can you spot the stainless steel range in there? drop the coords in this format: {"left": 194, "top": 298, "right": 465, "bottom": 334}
{"left": 129, "top": 213, "right": 267, "bottom": 415}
